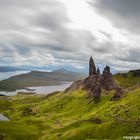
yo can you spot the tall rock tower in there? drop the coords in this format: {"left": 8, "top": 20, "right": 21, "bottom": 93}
{"left": 65, "top": 57, "right": 122, "bottom": 101}
{"left": 89, "top": 57, "right": 96, "bottom": 76}
{"left": 84, "top": 57, "right": 102, "bottom": 101}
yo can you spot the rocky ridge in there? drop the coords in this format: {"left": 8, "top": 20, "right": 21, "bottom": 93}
{"left": 66, "top": 57, "right": 122, "bottom": 101}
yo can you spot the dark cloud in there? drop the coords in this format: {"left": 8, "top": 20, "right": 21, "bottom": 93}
{"left": 33, "top": 9, "right": 69, "bottom": 31}
{"left": 114, "top": 47, "right": 140, "bottom": 63}
{"left": 89, "top": 0, "right": 140, "bottom": 34}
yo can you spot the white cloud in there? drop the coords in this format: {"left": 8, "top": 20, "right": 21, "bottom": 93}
{"left": 0, "top": 0, "right": 140, "bottom": 71}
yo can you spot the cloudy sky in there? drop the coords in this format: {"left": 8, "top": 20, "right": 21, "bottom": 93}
{"left": 0, "top": 0, "right": 140, "bottom": 72}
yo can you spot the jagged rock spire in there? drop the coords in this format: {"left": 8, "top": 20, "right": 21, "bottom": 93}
{"left": 84, "top": 74, "right": 102, "bottom": 101}
{"left": 103, "top": 65, "right": 110, "bottom": 75}
{"left": 97, "top": 67, "right": 100, "bottom": 75}
{"left": 102, "top": 65, "right": 117, "bottom": 91}
{"left": 65, "top": 57, "right": 122, "bottom": 102}
{"left": 89, "top": 57, "right": 96, "bottom": 76}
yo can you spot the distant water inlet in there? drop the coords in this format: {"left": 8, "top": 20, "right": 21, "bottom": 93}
{"left": 25, "top": 82, "right": 73, "bottom": 94}
{"left": 0, "top": 114, "right": 9, "bottom": 121}
{"left": 0, "top": 82, "right": 72, "bottom": 96}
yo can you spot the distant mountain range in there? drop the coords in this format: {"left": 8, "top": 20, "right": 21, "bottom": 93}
{"left": 0, "top": 69, "right": 86, "bottom": 91}
{"left": 0, "top": 65, "right": 88, "bottom": 74}
{"left": 0, "top": 66, "right": 28, "bottom": 72}
{"left": 0, "top": 65, "right": 119, "bottom": 74}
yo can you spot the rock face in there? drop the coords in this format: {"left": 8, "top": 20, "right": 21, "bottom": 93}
{"left": 102, "top": 65, "right": 117, "bottom": 91}
{"left": 65, "top": 80, "right": 83, "bottom": 92}
{"left": 84, "top": 74, "right": 102, "bottom": 100}
{"left": 89, "top": 57, "right": 96, "bottom": 75}
{"left": 97, "top": 68, "right": 100, "bottom": 75}
{"left": 84, "top": 57, "right": 102, "bottom": 100}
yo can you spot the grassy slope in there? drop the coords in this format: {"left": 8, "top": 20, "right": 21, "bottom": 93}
{"left": 114, "top": 72, "right": 140, "bottom": 88}
{"left": 0, "top": 88, "right": 140, "bottom": 140}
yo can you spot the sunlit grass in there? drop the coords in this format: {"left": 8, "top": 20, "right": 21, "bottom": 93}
{"left": 0, "top": 87, "right": 140, "bottom": 140}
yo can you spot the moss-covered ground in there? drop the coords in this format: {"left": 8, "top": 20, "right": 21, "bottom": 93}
{"left": 0, "top": 86, "right": 140, "bottom": 140}
{"left": 114, "top": 72, "right": 140, "bottom": 88}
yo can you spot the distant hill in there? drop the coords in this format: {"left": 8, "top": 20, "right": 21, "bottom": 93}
{"left": 0, "top": 66, "right": 28, "bottom": 72}
{"left": 0, "top": 69, "right": 86, "bottom": 91}
{"left": 0, "top": 65, "right": 88, "bottom": 75}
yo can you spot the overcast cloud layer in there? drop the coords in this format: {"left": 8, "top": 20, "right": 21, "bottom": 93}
{"left": 0, "top": 0, "right": 140, "bottom": 72}
{"left": 91, "top": 0, "right": 140, "bottom": 34}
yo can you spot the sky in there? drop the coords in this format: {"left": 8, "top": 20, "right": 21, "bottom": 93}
{"left": 0, "top": 0, "right": 140, "bottom": 72}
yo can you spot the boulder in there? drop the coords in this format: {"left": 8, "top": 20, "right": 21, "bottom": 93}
{"left": 111, "top": 87, "right": 123, "bottom": 101}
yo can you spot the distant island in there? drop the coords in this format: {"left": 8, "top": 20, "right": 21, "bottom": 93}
{"left": 0, "top": 69, "right": 86, "bottom": 91}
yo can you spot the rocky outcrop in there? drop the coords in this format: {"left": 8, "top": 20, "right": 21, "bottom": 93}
{"left": 111, "top": 87, "right": 123, "bottom": 101}
{"left": 97, "top": 68, "right": 100, "bottom": 75}
{"left": 89, "top": 57, "right": 96, "bottom": 75}
{"left": 85, "top": 57, "right": 122, "bottom": 100}
{"left": 65, "top": 57, "right": 122, "bottom": 101}
{"left": 84, "top": 74, "right": 102, "bottom": 100}
{"left": 65, "top": 80, "right": 83, "bottom": 92}
{"left": 84, "top": 57, "right": 102, "bottom": 100}
{"left": 102, "top": 65, "right": 117, "bottom": 91}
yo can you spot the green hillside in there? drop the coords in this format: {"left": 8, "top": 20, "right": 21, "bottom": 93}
{"left": 114, "top": 71, "right": 140, "bottom": 88}
{"left": 0, "top": 87, "right": 140, "bottom": 140}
